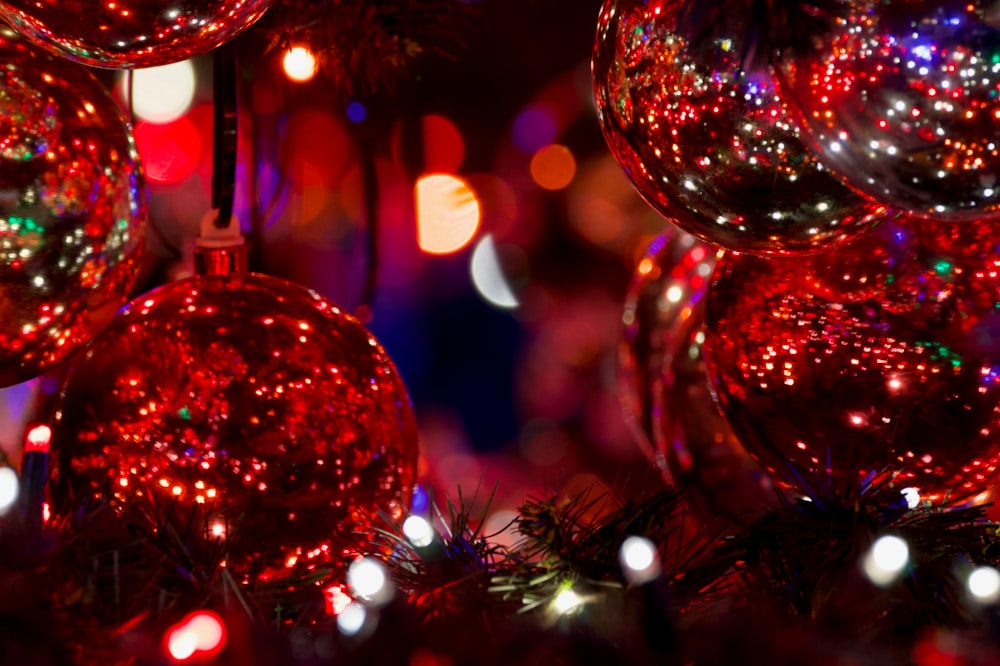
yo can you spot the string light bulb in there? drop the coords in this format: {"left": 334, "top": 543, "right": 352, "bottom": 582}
{"left": 165, "top": 611, "right": 226, "bottom": 661}
{"left": 968, "top": 566, "right": 1000, "bottom": 605}
{"left": 552, "top": 585, "right": 583, "bottom": 615}
{"left": 337, "top": 602, "right": 368, "bottom": 636}
{"left": 861, "top": 534, "right": 910, "bottom": 587}
{"left": 347, "top": 557, "right": 394, "bottom": 606}
{"left": 619, "top": 536, "right": 661, "bottom": 586}
{"left": 283, "top": 46, "right": 318, "bottom": 82}
{"left": 402, "top": 514, "right": 435, "bottom": 548}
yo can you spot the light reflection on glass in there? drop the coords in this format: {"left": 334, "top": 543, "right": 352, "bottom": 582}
{"left": 0, "top": 31, "right": 145, "bottom": 387}
{"left": 0, "top": 0, "right": 275, "bottom": 68}
{"left": 593, "top": 0, "right": 890, "bottom": 254}
{"left": 776, "top": 0, "right": 1000, "bottom": 220}
{"left": 708, "top": 219, "right": 1000, "bottom": 505}
{"left": 51, "top": 273, "right": 418, "bottom": 588}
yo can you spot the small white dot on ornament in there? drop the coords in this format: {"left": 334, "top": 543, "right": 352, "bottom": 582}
{"left": 900, "top": 487, "right": 921, "bottom": 509}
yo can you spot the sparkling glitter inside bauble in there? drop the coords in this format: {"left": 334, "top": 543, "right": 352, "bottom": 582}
{"left": 592, "top": 0, "right": 889, "bottom": 254}
{"left": 775, "top": 0, "right": 1000, "bottom": 221}
{"left": 0, "top": 0, "right": 275, "bottom": 68}
{"left": 50, "top": 272, "right": 419, "bottom": 584}
{"left": 621, "top": 233, "right": 770, "bottom": 522}
{"left": 706, "top": 219, "right": 1000, "bottom": 505}
{"left": 0, "top": 31, "right": 146, "bottom": 387}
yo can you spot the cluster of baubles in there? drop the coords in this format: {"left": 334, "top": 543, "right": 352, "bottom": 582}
{"left": 601, "top": 0, "right": 1000, "bottom": 511}
{"left": 0, "top": 5, "right": 419, "bottom": 651}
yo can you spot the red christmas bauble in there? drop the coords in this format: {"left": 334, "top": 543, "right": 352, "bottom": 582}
{"left": 50, "top": 272, "right": 419, "bottom": 585}
{"left": 592, "top": 0, "right": 889, "bottom": 254}
{"left": 0, "top": 0, "right": 274, "bottom": 68}
{"left": 775, "top": 0, "right": 1000, "bottom": 221}
{"left": 621, "top": 233, "right": 770, "bottom": 523}
{"left": 0, "top": 31, "right": 145, "bottom": 387}
{"left": 706, "top": 219, "right": 1000, "bottom": 505}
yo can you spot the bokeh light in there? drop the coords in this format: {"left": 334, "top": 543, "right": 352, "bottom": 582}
{"left": 337, "top": 602, "right": 367, "bottom": 636}
{"left": 134, "top": 116, "right": 203, "bottom": 185}
{"left": 118, "top": 60, "right": 196, "bottom": 124}
{"left": 346, "top": 100, "right": 367, "bottom": 123}
{"left": 167, "top": 626, "right": 197, "bottom": 661}
{"left": 552, "top": 586, "right": 583, "bottom": 615}
{"left": 619, "top": 536, "right": 660, "bottom": 586}
{"left": 862, "top": 535, "right": 910, "bottom": 587}
{"left": 347, "top": 557, "right": 392, "bottom": 604}
{"left": 25, "top": 424, "right": 51, "bottom": 453}
{"left": 512, "top": 105, "right": 558, "bottom": 153}
{"left": 415, "top": 174, "right": 481, "bottom": 254}
{"left": 530, "top": 144, "right": 576, "bottom": 190}
{"left": 518, "top": 419, "right": 570, "bottom": 468}
{"left": 402, "top": 514, "right": 435, "bottom": 548}
{"left": 470, "top": 234, "right": 519, "bottom": 309}
{"left": 283, "top": 46, "right": 318, "bottom": 83}
{"left": 165, "top": 611, "right": 226, "bottom": 661}
{"left": 968, "top": 566, "right": 1000, "bottom": 604}
{"left": 482, "top": 509, "right": 519, "bottom": 550}
{"left": 392, "top": 114, "right": 466, "bottom": 174}
{"left": 325, "top": 584, "right": 353, "bottom": 615}
{"left": 0, "top": 467, "right": 18, "bottom": 513}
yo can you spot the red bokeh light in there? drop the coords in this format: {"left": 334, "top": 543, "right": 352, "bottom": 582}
{"left": 165, "top": 610, "right": 227, "bottom": 662}
{"left": 134, "top": 116, "right": 203, "bottom": 185}
{"left": 25, "top": 424, "right": 51, "bottom": 453}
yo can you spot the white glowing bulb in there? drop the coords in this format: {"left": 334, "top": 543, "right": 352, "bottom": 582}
{"left": 861, "top": 534, "right": 910, "bottom": 586}
{"left": 402, "top": 515, "right": 435, "bottom": 548}
{"left": 552, "top": 587, "right": 583, "bottom": 615}
{"left": 0, "top": 467, "right": 18, "bottom": 513}
{"left": 347, "top": 557, "right": 391, "bottom": 603}
{"left": 186, "top": 612, "right": 224, "bottom": 651}
{"left": 619, "top": 536, "right": 661, "bottom": 586}
{"left": 167, "top": 627, "right": 198, "bottom": 661}
{"left": 119, "top": 60, "right": 196, "bottom": 124}
{"left": 337, "top": 602, "right": 367, "bottom": 636}
{"left": 872, "top": 535, "right": 909, "bottom": 570}
{"left": 968, "top": 566, "right": 1000, "bottom": 604}
{"left": 283, "top": 46, "right": 318, "bottom": 83}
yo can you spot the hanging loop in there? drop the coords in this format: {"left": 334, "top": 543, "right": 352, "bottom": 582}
{"left": 212, "top": 41, "right": 239, "bottom": 230}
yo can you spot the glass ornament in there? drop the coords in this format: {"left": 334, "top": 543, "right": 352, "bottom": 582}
{"left": 0, "top": 30, "right": 145, "bottom": 387}
{"left": 50, "top": 269, "right": 419, "bottom": 586}
{"left": 706, "top": 218, "right": 1000, "bottom": 505}
{"left": 592, "top": 0, "right": 889, "bottom": 254}
{"left": 775, "top": 0, "right": 1000, "bottom": 221}
{"left": 621, "top": 233, "right": 770, "bottom": 522}
{"left": 0, "top": 0, "right": 275, "bottom": 68}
